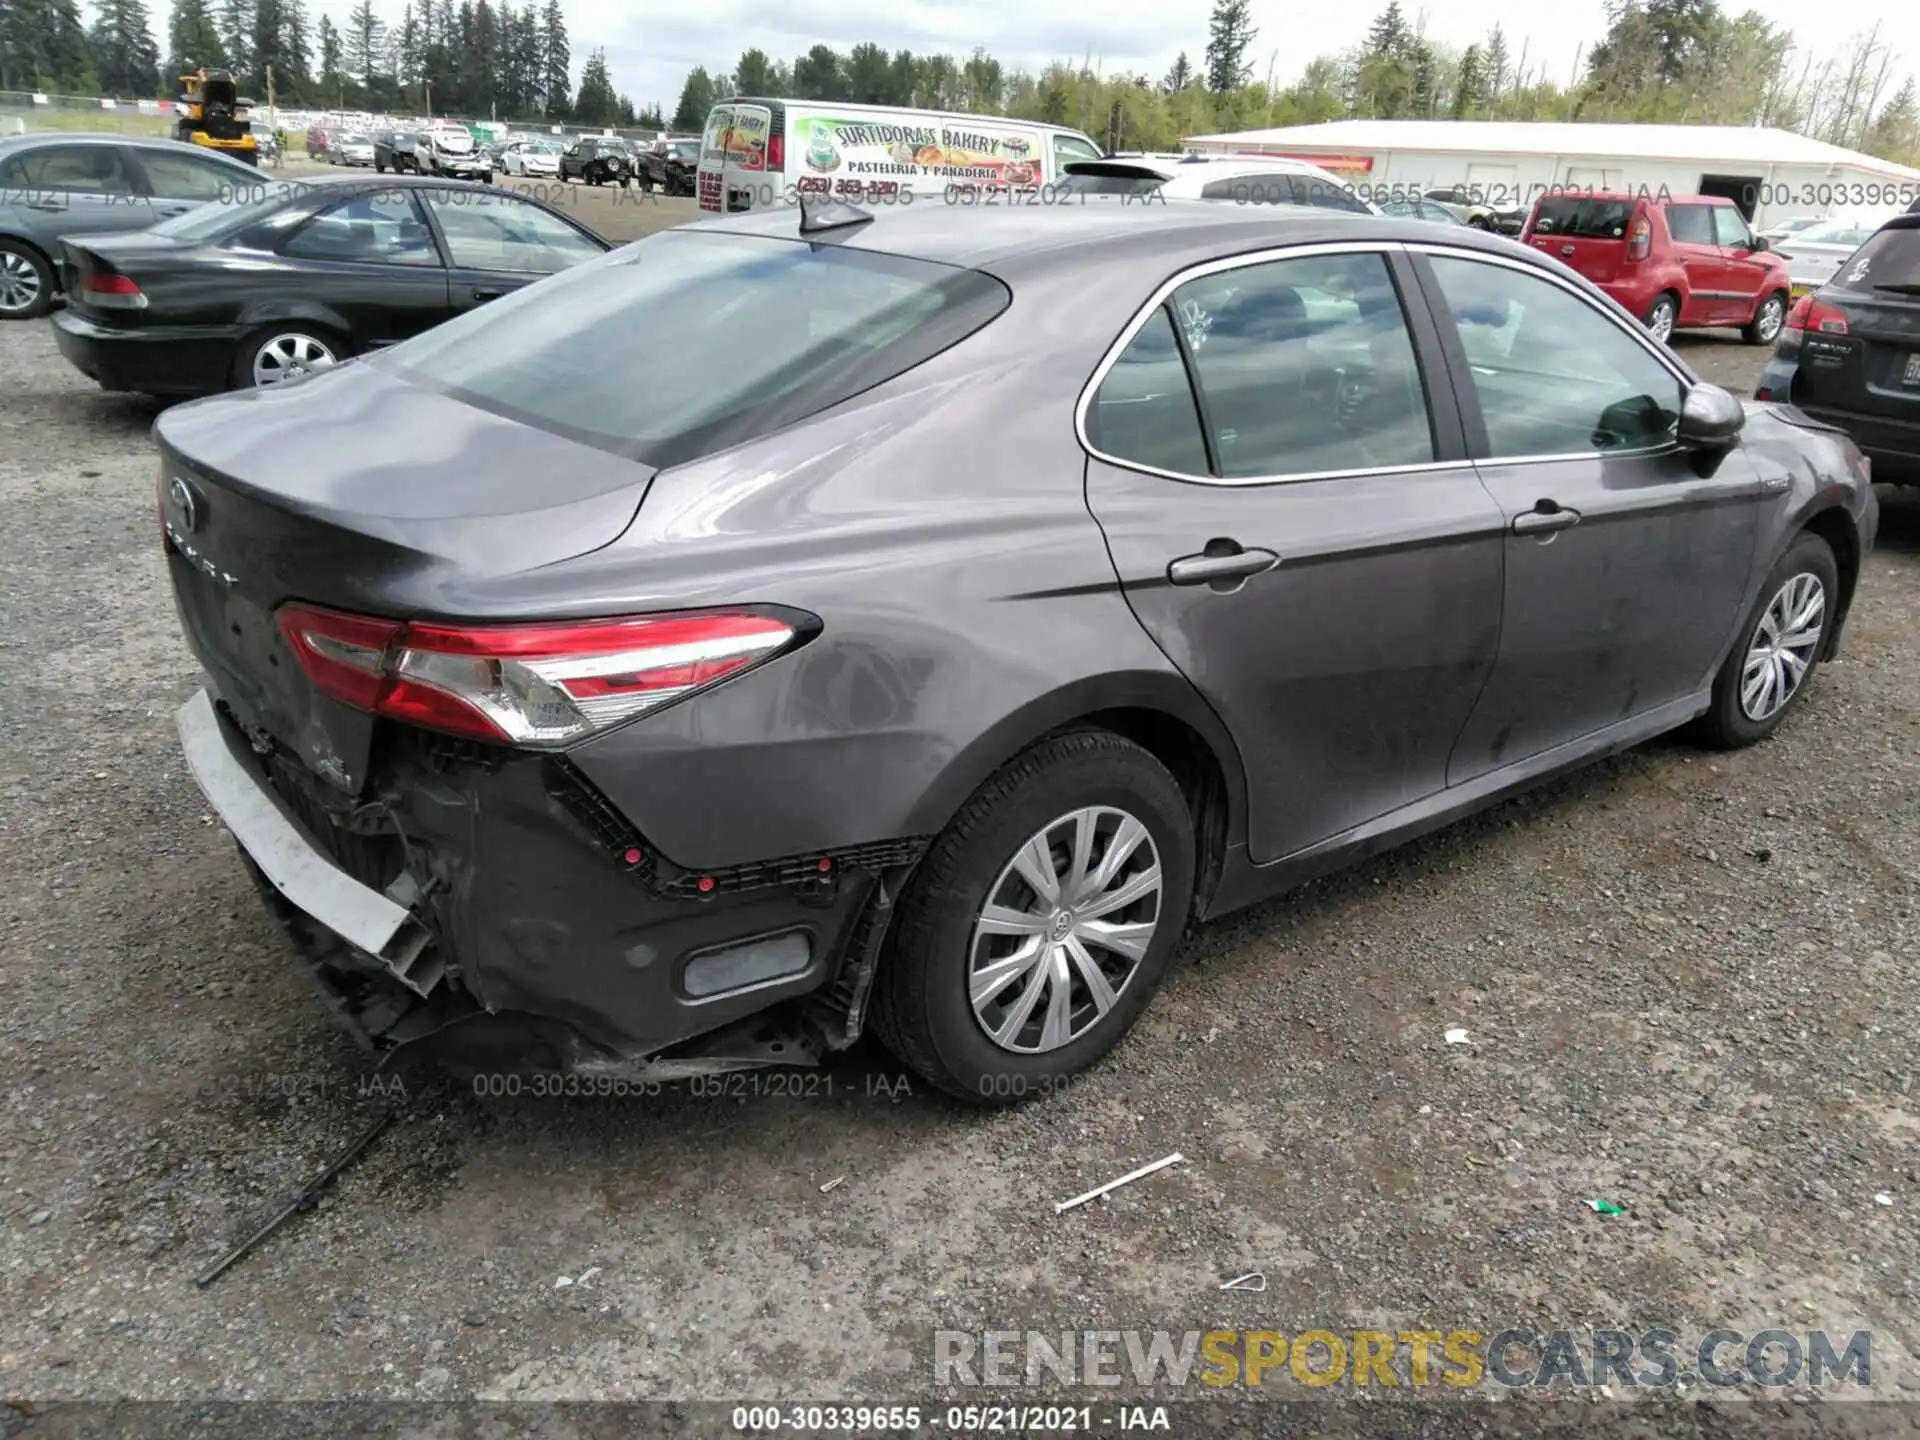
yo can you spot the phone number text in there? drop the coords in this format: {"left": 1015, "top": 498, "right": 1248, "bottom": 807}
{"left": 731, "top": 1404, "right": 1102, "bottom": 1431}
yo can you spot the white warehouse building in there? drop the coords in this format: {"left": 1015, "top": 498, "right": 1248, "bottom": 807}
{"left": 1182, "top": 119, "right": 1920, "bottom": 227}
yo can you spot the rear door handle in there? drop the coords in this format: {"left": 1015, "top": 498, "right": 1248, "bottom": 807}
{"left": 1167, "top": 547, "right": 1279, "bottom": 586}
{"left": 467, "top": 288, "right": 506, "bottom": 303}
{"left": 1512, "top": 506, "right": 1582, "bottom": 535}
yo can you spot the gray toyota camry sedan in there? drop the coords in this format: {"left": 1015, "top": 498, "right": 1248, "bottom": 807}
{"left": 157, "top": 197, "right": 1878, "bottom": 1104}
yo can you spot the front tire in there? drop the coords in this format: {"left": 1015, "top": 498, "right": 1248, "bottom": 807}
{"left": 871, "top": 731, "right": 1195, "bottom": 1105}
{"left": 1744, "top": 290, "right": 1788, "bottom": 346}
{"left": 1697, "top": 532, "right": 1838, "bottom": 748}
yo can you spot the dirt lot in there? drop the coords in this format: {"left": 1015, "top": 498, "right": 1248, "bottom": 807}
{"left": 1, "top": 256, "right": 1917, "bottom": 1430}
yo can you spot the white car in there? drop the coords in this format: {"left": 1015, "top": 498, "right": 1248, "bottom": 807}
{"left": 1058, "top": 154, "right": 1383, "bottom": 216}
{"left": 502, "top": 141, "right": 560, "bottom": 178}
{"left": 1774, "top": 211, "right": 1905, "bottom": 294}
{"left": 331, "top": 132, "right": 376, "bottom": 167}
{"left": 414, "top": 124, "right": 491, "bottom": 182}
{"left": 1758, "top": 215, "right": 1827, "bottom": 245}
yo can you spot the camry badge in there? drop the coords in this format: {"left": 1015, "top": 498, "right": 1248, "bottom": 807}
{"left": 168, "top": 476, "right": 197, "bottom": 532}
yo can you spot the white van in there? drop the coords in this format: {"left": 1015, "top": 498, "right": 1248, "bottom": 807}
{"left": 695, "top": 97, "right": 1107, "bottom": 214}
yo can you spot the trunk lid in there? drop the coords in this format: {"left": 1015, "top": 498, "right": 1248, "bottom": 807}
{"left": 60, "top": 233, "right": 186, "bottom": 322}
{"left": 155, "top": 361, "right": 656, "bottom": 791}
{"left": 1525, "top": 196, "right": 1639, "bottom": 284}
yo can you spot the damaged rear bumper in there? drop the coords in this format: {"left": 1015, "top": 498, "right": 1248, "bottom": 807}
{"left": 177, "top": 687, "right": 924, "bottom": 1074}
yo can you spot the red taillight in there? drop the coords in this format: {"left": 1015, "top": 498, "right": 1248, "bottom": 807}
{"left": 80, "top": 270, "right": 146, "bottom": 310}
{"left": 1626, "top": 217, "right": 1651, "bottom": 261}
{"left": 1784, "top": 294, "right": 1849, "bottom": 336}
{"left": 766, "top": 133, "right": 784, "bottom": 171}
{"left": 275, "top": 605, "right": 798, "bottom": 748}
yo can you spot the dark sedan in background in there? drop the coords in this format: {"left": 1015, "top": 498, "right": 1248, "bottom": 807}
{"left": 558, "top": 136, "right": 632, "bottom": 186}
{"left": 1757, "top": 211, "right": 1920, "bottom": 486}
{"left": 52, "top": 174, "right": 609, "bottom": 395}
{"left": 0, "top": 132, "right": 263, "bottom": 318}
{"left": 155, "top": 199, "right": 1875, "bottom": 1104}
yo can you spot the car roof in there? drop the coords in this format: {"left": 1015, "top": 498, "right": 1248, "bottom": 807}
{"left": 676, "top": 199, "right": 1519, "bottom": 275}
{"left": 723, "top": 95, "right": 1095, "bottom": 136}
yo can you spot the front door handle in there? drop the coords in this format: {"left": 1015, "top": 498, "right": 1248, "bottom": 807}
{"left": 1512, "top": 505, "right": 1582, "bottom": 535}
{"left": 1167, "top": 546, "right": 1280, "bottom": 587}
{"left": 468, "top": 288, "right": 506, "bottom": 303}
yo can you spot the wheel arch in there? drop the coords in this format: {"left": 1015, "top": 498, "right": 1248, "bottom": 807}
{"left": 899, "top": 672, "right": 1247, "bottom": 923}
{"left": 234, "top": 302, "right": 353, "bottom": 338}
{"left": 1797, "top": 503, "right": 1861, "bottom": 661}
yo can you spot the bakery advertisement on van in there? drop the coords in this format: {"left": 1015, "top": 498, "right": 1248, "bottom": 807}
{"left": 796, "top": 115, "right": 1046, "bottom": 186}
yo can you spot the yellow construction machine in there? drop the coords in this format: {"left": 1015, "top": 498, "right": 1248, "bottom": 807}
{"left": 175, "top": 68, "right": 259, "bottom": 164}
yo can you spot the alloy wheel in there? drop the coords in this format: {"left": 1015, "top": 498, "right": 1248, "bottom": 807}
{"left": 251, "top": 332, "right": 338, "bottom": 388}
{"left": 1740, "top": 572, "right": 1825, "bottom": 722}
{"left": 0, "top": 251, "right": 43, "bottom": 314}
{"left": 967, "top": 806, "right": 1164, "bottom": 1054}
{"left": 1649, "top": 298, "right": 1676, "bottom": 343}
{"left": 1755, "top": 295, "right": 1785, "bottom": 342}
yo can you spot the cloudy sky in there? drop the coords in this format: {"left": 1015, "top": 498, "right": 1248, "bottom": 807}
{"left": 300, "top": 0, "right": 1919, "bottom": 118}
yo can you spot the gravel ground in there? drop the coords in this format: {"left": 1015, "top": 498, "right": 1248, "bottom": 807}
{"left": 1, "top": 299, "right": 1917, "bottom": 1431}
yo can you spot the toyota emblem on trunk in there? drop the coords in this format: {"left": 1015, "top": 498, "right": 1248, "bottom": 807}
{"left": 168, "top": 477, "right": 197, "bottom": 532}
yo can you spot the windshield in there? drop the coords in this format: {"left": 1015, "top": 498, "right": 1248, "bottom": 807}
{"left": 1531, "top": 197, "right": 1635, "bottom": 238}
{"left": 340, "top": 133, "right": 369, "bottom": 145}
{"left": 1831, "top": 221, "right": 1920, "bottom": 289}
{"left": 1057, "top": 163, "right": 1169, "bottom": 197}
{"left": 380, "top": 229, "right": 1011, "bottom": 467}
{"left": 670, "top": 142, "right": 699, "bottom": 159}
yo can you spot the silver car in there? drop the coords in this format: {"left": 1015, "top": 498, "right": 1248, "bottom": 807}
{"left": 0, "top": 133, "right": 266, "bottom": 318}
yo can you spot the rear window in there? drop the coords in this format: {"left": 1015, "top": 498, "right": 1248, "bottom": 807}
{"left": 1058, "top": 163, "right": 1168, "bottom": 196}
{"left": 1832, "top": 221, "right": 1920, "bottom": 290}
{"left": 147, "top": 181, "right": 304, "bottom": 241}
{"left": 379, "top": 229, "right": 1012, "bottom": 467}
{"left": 1532, "top": 197, "right": 1635, "bottom": 239}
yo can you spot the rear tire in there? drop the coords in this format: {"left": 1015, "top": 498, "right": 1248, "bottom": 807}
{"left": 870, "top": 731, "right": 1195, "bottom": 1106}
{"left": 1697, "top": 532, "right": 1838, "bottom": 748}
{"left": 1645, "top": 291, "right": 1679, "bottom": 344}
{"left": 232, "top": 325, "right": 348, "bottom": 390}
{"left": 0, "top": 238, "right": 55, "bottom": 320}
{"left": 1744, "top": 290, "right": 1788, "bottom": 346}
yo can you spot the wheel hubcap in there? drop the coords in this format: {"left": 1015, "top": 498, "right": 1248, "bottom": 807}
{"left": 0, "top": 252, "right": 42, "bottom": 312}
{"left": 1740, "top": 572, "right": 1825, "bottom": 722}
{"left": 252, "top": 333, "right": 337, "bottom": 387}
{"left": 968, "top": 806, "right": 1163, "bottom": 1055}
{"left": 1650, "top": 302, "right": 1675, "bottom": 341}
{"left": 1758, "top": 297, "right": 1784, "bottom": 340}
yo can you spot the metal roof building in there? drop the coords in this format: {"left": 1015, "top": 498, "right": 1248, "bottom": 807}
{"left": 1182, "top": 120, "right": 1920, "bottom": 225}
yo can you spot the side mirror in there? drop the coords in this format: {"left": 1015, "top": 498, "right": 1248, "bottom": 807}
{"left": 1678, "top": 382, "right": 1746, "bottom": 449}
{"left": 1749, "top": 235, "right": 1770, "bottom": 252}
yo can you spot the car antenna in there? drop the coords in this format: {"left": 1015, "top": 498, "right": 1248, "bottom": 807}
{"left": 798, "top": 194, "right": 875, "bottom": 238}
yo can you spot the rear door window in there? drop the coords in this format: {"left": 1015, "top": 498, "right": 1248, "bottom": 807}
{"left": 1088, "top": 307, "right": 1209, "bottom": 474}
{"left": 381, "top": 229, "right": 1012, "bottom": 467}
{"left": 1666, "top": 205, "right": 1715, "bottom": 244}
{"left": 1532, "top": 197, "right": 1633, "bottom": 238}
{"left": 1834, "top": 222, "right": 1920, "bottom": 290}
{"left": 136, "top": 148, "right": 246, "bottom": 202}
{"left": 5, "top": 144, "right": 136, "bottom": 193}
{"left": 1170, "top": 251, "right": 1435, "bottom": 478}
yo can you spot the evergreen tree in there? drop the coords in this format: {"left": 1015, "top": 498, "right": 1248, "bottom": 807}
{"left": 1452, "top": 42, "right": 1483, "bottom": 117}
{"left": 671, "top": 63, "right": 714, "bottom": 129}
{"left": 1204, "top": 0, "right": 1255, "bottom": 91}
{"left": 538, "top": 0, "right": 567, "bottom": 115}
{"left": 315, "top": 11, "right": 340, "bottom": 87}
{"left": 1163, "top": 51, "right": 1193, "bottom": 93}
{"left": 573, "top": 44, "right": 615, "bottom": 122}
{"left": 845, "top": 39, "right": 890, "bottom": 103}
{"left": 733, "top": 46, "right": 774, "bottom": 96}
{"left": 344, "top": 0, "right": 382, "bottom": 79}
{"left": 167, "top": 0, "right": 225, "bottom": 73}
{"left": 218, "top": 0, "right": 250, "bottom": 78}
{"left": 791, "top": 43, "right": 843, "bottom": 100}
{"left": 1865, "top": 75, "right": 1919, "bottom": 160}
{"left": 1483, "top": 24, "right": 1509, "bottom": 102}
{"left": 961, "top": 46, "right": 1000, "bottom": 109}
{"left": 88, "top": 0, "right": 160, "bottom": 94}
